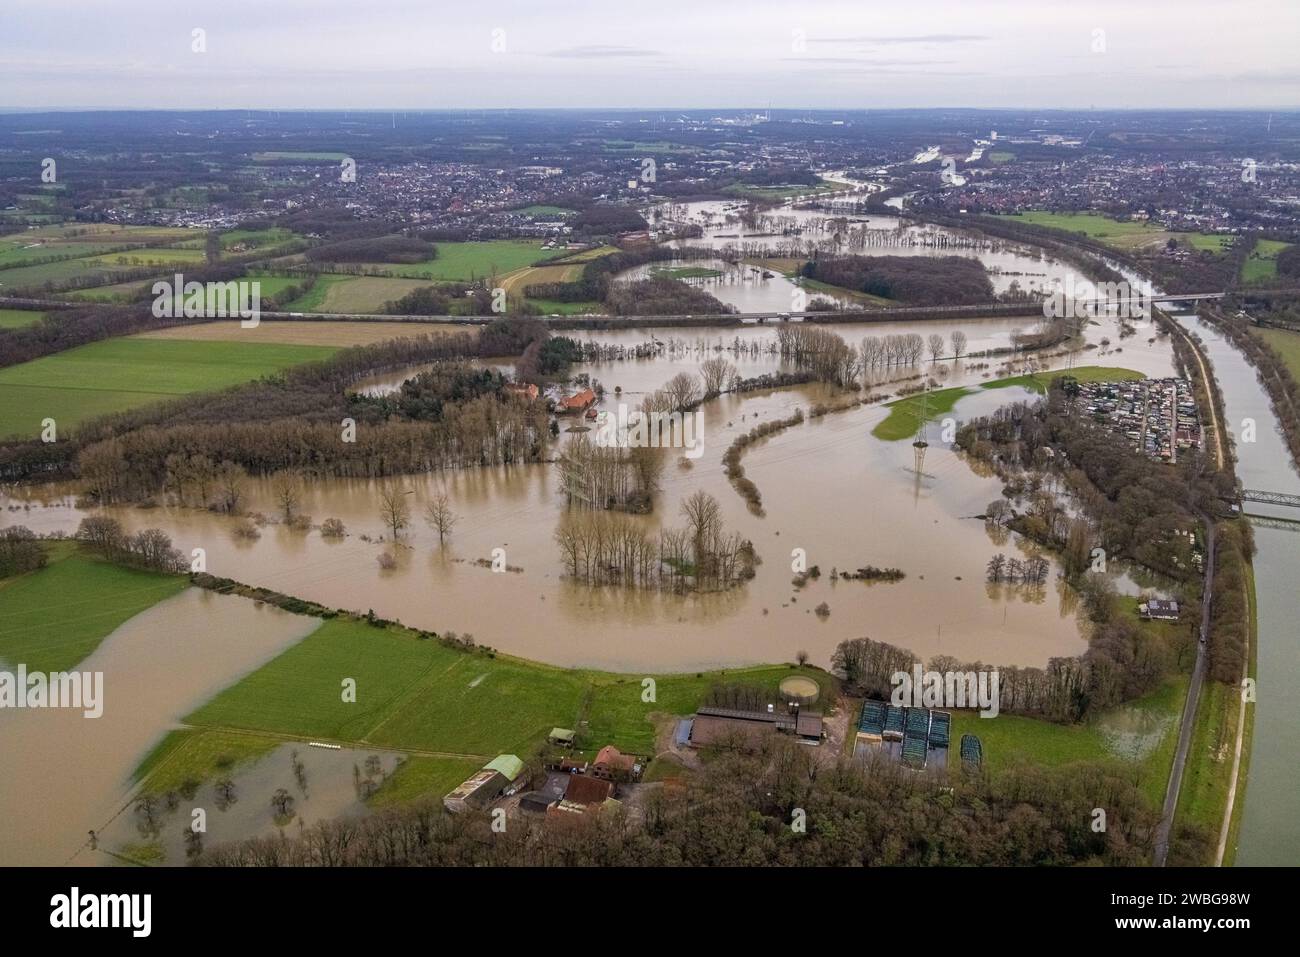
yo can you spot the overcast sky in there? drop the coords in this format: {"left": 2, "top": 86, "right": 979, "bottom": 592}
{"left": 4, "top": 0, "right": 1298, "bottom": 111}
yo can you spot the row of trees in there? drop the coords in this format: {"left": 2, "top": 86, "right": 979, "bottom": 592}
{"left": 76, "top": 516, "right": 186, "bottom": 573}
{"left": 774, "top": 325, "right": 859, "bottom": 386}
{"left": 555, "top": 434, "right": 663, "bottom": 513}
{"left": 554, "top": 490, "right": 754, "bottom": 592}
{"left": 985, "top": 553, "right": 1051, "bottom": 585}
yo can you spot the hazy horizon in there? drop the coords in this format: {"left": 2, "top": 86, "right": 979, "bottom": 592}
{"left": 5, "top": 0, "right": 1299, "bottom": 111}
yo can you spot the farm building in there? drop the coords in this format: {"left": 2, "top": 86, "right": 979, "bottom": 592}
{"left": 443, "top": 754, "right": 527, "bottom": 811}
{"left": 484, "top": 754, "right": 527, "bottom": 791}
{"left": 688, "top": 705, "right": 823, "bottom": 750}
{"left": 443, "top": 770, "right": 507, "bottom": 813}
{"left": 563, "top": 774, "right": 614, "bottom": 806}
{"left": 519, "top": 791, "right": 557, "bottom": 814}
{"left": 1140, "top": 599, "right": 1181, "bottom": 621}
{"left": 559, "top": 388, "right": 596, "bottom": 414}
{"left": 592, "top": 745, "right": 640, "bottom": 781}
{"left": 548, "top": 727, "right": 575, "bottom": 747}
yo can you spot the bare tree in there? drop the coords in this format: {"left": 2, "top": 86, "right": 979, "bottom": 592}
{"left": 424, "top": 492, "right": 458, "bottom": 545}
{"left": 271, "top": 470, "right": 302, "bottom": 523}
{"left": 951, "top": 329, "right": 968, "bottom": 358}
{"left": 378, "top": 485, "right": 411, "bottom": 541}
{"left": 664, "top": 372, "right": 702, "bottom": 412}
{"left": 699, "top": 357, "right": 735, "bottom": 399}
{"left": 928, "top": 333, "right": 945, "bottom": 362}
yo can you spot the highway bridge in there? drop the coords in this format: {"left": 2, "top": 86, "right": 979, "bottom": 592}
{"left": 2, "top": 289, "right": 1295, "bottom": 326}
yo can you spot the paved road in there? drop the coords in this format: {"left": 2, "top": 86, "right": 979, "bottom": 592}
{"left": 1153, "top": 516, "right": 1217, "bottom": 866}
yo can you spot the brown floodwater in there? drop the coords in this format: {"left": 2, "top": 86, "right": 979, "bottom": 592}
{"left": 3, "top": 302, "right": 1180, "bottom": 678}
{"left": 0, "top": 589, "right": 319, "bottom": 866}
{"left": 81, "top": 744, "right": 404, "bottom": 866}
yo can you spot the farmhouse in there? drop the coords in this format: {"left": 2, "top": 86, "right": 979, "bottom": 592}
{"left": 559, "top": 388, "right": 596, "bottom": 414}
{"left": 591, "top": 745, "right": 639, "bottom": 781}
{"left": 1140, "top": 598, "right": 1181, "bottom": 621}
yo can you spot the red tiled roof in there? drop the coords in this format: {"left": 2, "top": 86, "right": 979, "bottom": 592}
{"left": 564, "top": 774, "right": 614, "bottom": 805}
{"left": 594, "top": 745, "right": 635, "bottom": 771}
{"left": 561, "top": 388, "right": 596, "bottom": 410}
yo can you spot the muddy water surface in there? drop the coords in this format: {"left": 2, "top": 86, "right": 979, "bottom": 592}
{"left": 0, "top": 589, "right": 319, "bottom": 865}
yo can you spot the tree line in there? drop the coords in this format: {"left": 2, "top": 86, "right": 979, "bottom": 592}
{"left": 199, "top": 733, "right": 1158, "bottom": 866}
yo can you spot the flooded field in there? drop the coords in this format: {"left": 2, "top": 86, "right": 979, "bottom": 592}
{"left": 635, "top": 202, "right": 1096, "bottom": 311}
{"left": 0, "top": 589, "right": 319, "bottom": 866}
{"left": 84, "top": 744, "right": 404, "bottom": 866}
{"left": 5, "top": 381, "right": 1083, "bottom": 675}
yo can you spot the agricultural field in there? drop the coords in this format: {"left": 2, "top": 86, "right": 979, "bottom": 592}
{"left": 138, "top": 319, "right": 468, "bottom": 347}
{"left": 500, "top": 261, "right": 584, "bottom": 298}
{"left": 1001, "top": 211, "right": 1232, "bottom": 255}
{"left": 0, "top": 337, "right": 337, "bottom": 438}
{"left": 65, "top": 279, "right": 155, "bottom": 302}
{"left": 723, "top": 177, "right": 844, "bottom": 202}
{"left": 0, "top": 543, "right": 188, "bottom": 673}
{"left": 132, "top": 729, "right": 281, "bottom": 796}
{"left": 286, "top": 275, "right": 448, "bottom": 313}
{"left": 0, "top": 308, "right": 43, "bottom": 328}
{"left": 354, "top": 240, "right": 569, "bottom": 282}
{"left": 513, "top": 205, "right": 576, "bottom": 217}
{"left": 1253, "top": 326, "right": 1300, "bottom": 379}
{"left": 1241, "top": 239, "right": 1292, "bottom": 283}
{"left": 168, "top": 612, "right": 833, "bottom": 802}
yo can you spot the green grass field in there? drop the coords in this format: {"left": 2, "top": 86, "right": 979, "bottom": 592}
{"left": 872, "top": 366, "right": 1143, "bottom": 441}
{"left": 0, "top": 308, "right": 44, "bottom": 328}
{"left": 286, "top": 274, "right": 446, "bottom": 313}
{"left": 514, "top": 205, "right": 576, "bottom": 217}
{"left": 0, "top": 544, "right": 188, "bottom": 673}
{"left": 1241, "top": 239, "right": 1291, "bottom": 284}
{"left": 951, "top": 676, "right": 1184, "bottom": 809}
{"left": 1253, "top": 327, "right": 1300, "bottom": 380}
{"left": 1000, "top": 211, "right": 1231, "bottom": 255}
{"left": 723, "top": 178, "right": 843, "bottom": 201}
{"left": 651, "top": 266, "right": 724, "bottom": 280}
{"left": 527, "top": 299, "right": 604, "bottom": 315}
{"left": 368, "top": 756, "right": 486, "bottom": 807}
{"left": 133, "top": 728, "right": 280, "bottom": 794}
{"left": 0, "top": 337, "right": 337, "bottom": 438}
{"left": 173, "top": 614, "right": 833, "bottom": 793}
{"left": 345, "top": 240, "right": 568, "bottom": 282}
